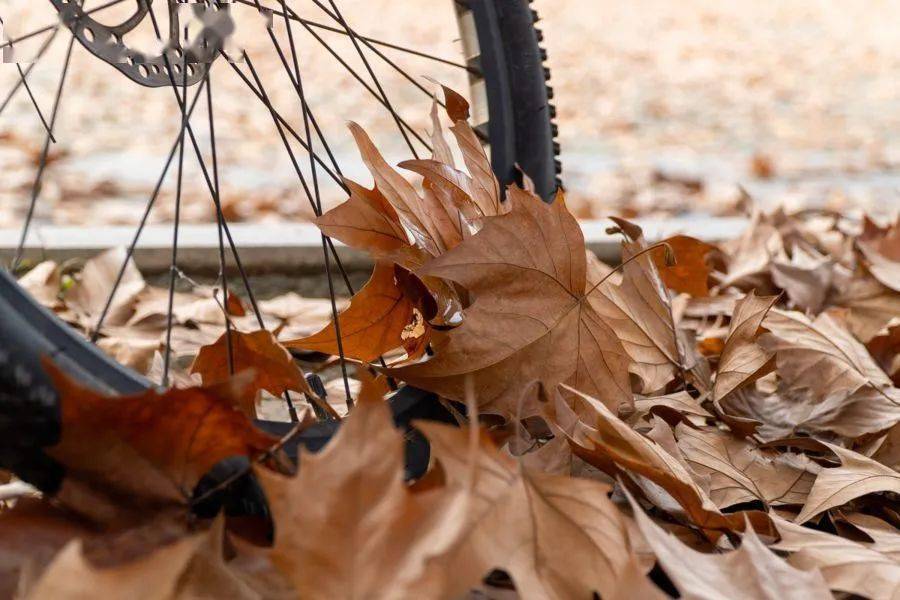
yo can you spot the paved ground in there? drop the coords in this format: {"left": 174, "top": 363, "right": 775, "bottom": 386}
{"left": 2, "top": 0, "right": 900, "bottom": 231}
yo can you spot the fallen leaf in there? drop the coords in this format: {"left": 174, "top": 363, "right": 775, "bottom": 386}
{"left": 27, "top": 517, "right": 257, "bottom": 600}
{"left": 44, "top": 359, "right": 279, "bottom": 527}
{"left": 551, "top": 386, "right": 773, "bottom": 538}
{"left": 675, "top": 424, "right": 817, "bottom": 509}
{"left": 254, "top": 386, "right": 470, "bottom": 599}
{"left": 858, "top": 216, "right": 900, "bottom": 293}
{"left": 420, "top": 420, "right": 635, "bottom": 600}
{"left": 773, "top": 516, "right": 900, "bottom": 599}
{"left": 591, "top": 217, "right": 689, "bottom": 393}
{"left": 66, "top": 247, "right": 145, "bottom": 331}
{"left": 191, "top": 329, "right": 312, "bottom": 406}
{"left": 284, "top": 262, "right": 430, "bottom": 362}
{"left": 627, "top": 491, "right": 831, "bottom": 600}
{"left": 389, "top": 189, "right": 633, "bottom": 418}
{"left": 651, "top": 235, "right": 716, "bottom": 297}
{"left": 795, "top": 441, "right": 900, "bottom": 523}
{"left": 713, "top": 291, "right": 778, "bottom": 403}
{"left": 762, "top": 309, "right": 900, "bottom": 437}
{"left": 770, "top": 243, "right": 832, "bottom": 312}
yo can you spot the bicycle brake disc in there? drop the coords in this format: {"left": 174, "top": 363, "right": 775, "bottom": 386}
{"left": 48, "top": 0, "right": 233, "bottom": 88}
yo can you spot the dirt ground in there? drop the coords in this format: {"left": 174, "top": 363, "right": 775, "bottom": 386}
{"left": 2, "top": 0, "right": 900, "bottom": 230}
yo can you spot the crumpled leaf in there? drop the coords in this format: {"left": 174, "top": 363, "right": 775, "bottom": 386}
{"left": 44, "top": 359, "right": 279, "bottom": 527}
{"left": 675, "top": 424, "right": 817, "bottom": 509}
{"left": 795, "top": 441, "right": 900, "bottom": 523}
{"left": 419, "top": 420, "right": 635, "bottom": 600}
{"left": 284, "top": 262, "right": 430, "bottom": 363}
{"left": 770, "top": 242, "right": 833, "bottom": 312}
{"left": 254, "top": 387, "right": 469, "bottom": 599}
{"left": 627, "top": 491, "right": 831, "bottom": 600}
{"left": 66, "top": 247, "right": 146, "bottom": 332}
{"left": 773, "top": 516, "right": 900, "bottom": 600}
{"left": 651, "top": 235, "right": 717, "bottom": 297}
{"left": 26, "top": 517, "right": 257, "bottom": 600}
{"left": 389, "top": 189, "right": 633, "bottom": 418}
{"left": 191, "top": 329, "right": 312, "bottom": 406}
{"left": 591, "top": 218, "right": 690, "bottom": 393}
{"left": 761, "top": 309, "right": 900, "bottom": 438}
{"left": 713, "top": 290, "right": 778, "bottom": 403}
{"left": 550, "top": 386, "right": 774, "bottom": 538}
{"left": 858, "top": 216, "right": 900, "bottom": 293}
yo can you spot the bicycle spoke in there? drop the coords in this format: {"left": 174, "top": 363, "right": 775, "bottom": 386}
{"left": 90, "top": 80, "right": 209, "bottom": 342}
{"left": 0, "top": 17, "right": 57, "bottom": 142}
{"left": 161, "top": 51, "right": 190, "bottom": 388}
{"left": 11, "top": 33, "right": 76, "bottom": 272}
{"left": 267, "top": 2, "right": 353, "bottom": 406}
{"left": 205, "top": 74, "right": 234, "bottom": 376}
{"left": 0, "top": 26, "right": 59, "bottom": 118}
{"left": 233, "top": 0, "right": 472, "bottom": 71}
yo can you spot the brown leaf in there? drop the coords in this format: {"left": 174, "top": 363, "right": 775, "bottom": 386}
{"left": 762, "top": 309, "right": 900, "bottom": 438}
{"left": 254, "top": 389, "right": 469, "bottom": 599}
{"left": 773, "top": 516, "right": 900, "bottom": 599}
{"left": 832, "top": 275, "right": 900, "bottom": 343}
{"left": 675, "top": 424, "right": 817, "bottom": 509}
{"left": 770, "top": 243, "right": 833, "bottom": 312}
{"left": 591, "top": 218, "right": 689, "bottom": 393}
{"left": 858, "top": 216, "right": 900, "bottom": 293}
{"left": 795, "top": 441, "right": 900, "bottom": 523}
{"left": 315, "top": 178, "right": 427, "bottom": 270}
{"left": 17, "top": 261, "right": 62, "bottom": 309}
{"left": 627, "top": 492, "right": 832, "bottom": 600}
{"left": 651, "top": 235, "right": 716, "bottom": 297}
{"left": 868, "top": 321, "right": 900, "bottom": 386}
{"left": 284, "top": 262, "right": 430, "bottom": 363}
{"left": 419, "top": 420, "right": 636, "bottom": 600}
{"left": 66, "top": 247, "right": 145, "bottom": 331}
{"left": 718, "top": 207, "right": 784, "bottom": 288}
{"left": 713, "top": 291, "right": 778, "bottom": 403}
{"left": 389, "top": 189, "right": 633, "bottom": 418}
{"left": 551, "top": 386, "right": 774, "bottom": 538}
{"left": 191, "top": 329, "right": 311, "bottom": 405}
{"left": 44, "top": 360, "right": 279, "bottom": 527}
{"left": 27, "top": 517, "right": 257, "bottom": 600}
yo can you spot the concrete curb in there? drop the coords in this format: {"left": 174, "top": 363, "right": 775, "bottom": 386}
{"left": 1, "top": 217, "right": 748, "bottom": 275}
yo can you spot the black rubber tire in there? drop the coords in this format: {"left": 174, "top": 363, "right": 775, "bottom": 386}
{"left": 461, "top": 0, "right": 561, "bottom": 199}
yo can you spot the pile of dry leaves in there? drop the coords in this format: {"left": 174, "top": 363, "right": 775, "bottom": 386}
{"left": 3, "top": 88, "right": 900, "bottom": 599}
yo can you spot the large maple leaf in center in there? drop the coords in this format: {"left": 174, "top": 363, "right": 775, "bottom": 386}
{"left": 389, "top": 188, "right": 633, "bottom": 418}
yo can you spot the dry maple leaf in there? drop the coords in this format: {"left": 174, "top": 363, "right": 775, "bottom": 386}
{"left": 795, "top": 441, "right": 900, "bottom": 523}
{"left": 44, "top": 360, "right": 279, "bottom": 527}
{"left": 191, "top": 329, "right": 312, "bottom": 408}
{"left": 858, "top": 216, "right": 900, "bottom": 293}
{"left": 26, "top": 517, "right": 258, "bottom": 600}
{"left": 831, "top": 274, "right": 900, "bottom": 343}
{"left": 590, "top": 218, "right": 690, "bottom": 393}
{"left": 254, "top": 387, "right": 469, "bottom": 599}
{"left": 674, "top": 424, "right": 817, "bottom": 509}
{"left": 651, "top": 235, "right": 717, "bottom": 297}
{"left": 869, "top": 321, "right": 900, "bottom": 386}
{"left": 66, "top": 247, "right": 146, "bottom": 332}
{"left": 773, "top": 516, "right": 900, "bottom": 600}
{"left": 712, "top": 291, "right": 778, "bottom": 403}
{"left": 418, "top": 420, "right": 635, "bottom": 600}
{"left": 284, "top": 261, "right": 430, "bottom": 363}
{"left": 550, "top": 386, "right": 774, "bottom": 538}
{"left": 761, "top": 309, "right": 900, "bottom": 438}
{"left": 389, "top": 188, "right": 633, "bottom": 418}
{"left": 770, "top": 242, "right": 833, "bottom": 312}
{"left": 717, "top": 206, "right": 784, "bottom": 288}
{"left": 626, "top": 491, "right": 832, "bottom": 600}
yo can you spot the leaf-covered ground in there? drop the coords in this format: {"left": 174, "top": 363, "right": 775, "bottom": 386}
{"left": 4, "top": 89, "right": 900, "bottom": 599}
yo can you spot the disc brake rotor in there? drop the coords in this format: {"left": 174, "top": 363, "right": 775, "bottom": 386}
{"left": 48, "top": 0, "right": 233, "bottom": 87}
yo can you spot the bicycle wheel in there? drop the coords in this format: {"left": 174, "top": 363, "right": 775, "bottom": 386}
{"left": 0, "top": 0, "right": 559, "bottom": 397}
